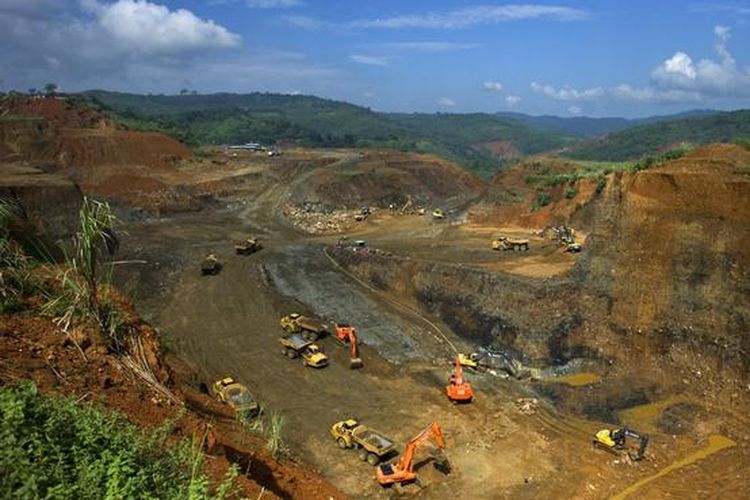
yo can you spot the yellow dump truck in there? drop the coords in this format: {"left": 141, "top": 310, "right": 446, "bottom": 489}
{"left": 331, "top": 419, "right": 395, "bottom": 465}
{"left": 279, "top": 333, "right": 329, "bottom": 368}
{"left": 280, "top": 313, "right": 329, "bottom": 341}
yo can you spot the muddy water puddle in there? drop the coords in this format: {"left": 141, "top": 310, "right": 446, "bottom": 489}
{"left": 612, "top": 434, "right": 736, "bottom": 499}
{"left": 618, "top": 394, "right": 692, "bottom": 423}
{"left": 544, "top": 372, "right": 601, "bottom": 387}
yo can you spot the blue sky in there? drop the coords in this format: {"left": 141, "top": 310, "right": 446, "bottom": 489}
{"left": 2, "top": 1, "right": 750, "bottom": 117}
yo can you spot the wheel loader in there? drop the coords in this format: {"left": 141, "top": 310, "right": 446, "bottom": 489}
{"left": 279, "top": 333, "right": 329, "bottom": 368}
{"left": 331, "top": 419, "right": 395, "bottom": 465}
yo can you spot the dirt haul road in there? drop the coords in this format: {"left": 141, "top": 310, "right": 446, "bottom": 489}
{"left": 114, "top": 150, "right": 748, "bottom": 499}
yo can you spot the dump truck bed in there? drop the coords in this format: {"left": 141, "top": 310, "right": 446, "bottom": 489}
{"left": 352, "top": 426, "right": 395, "bottom": 455}
{"left": 279, "top": 333, "right": 312, "bottom": 350}
{"left": 296, "top": 316, "right": 327, "bottom": 333}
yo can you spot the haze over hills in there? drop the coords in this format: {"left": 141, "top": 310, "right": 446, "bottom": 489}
{"left": 497, "top": 109, "right": 720, "bottom": 138}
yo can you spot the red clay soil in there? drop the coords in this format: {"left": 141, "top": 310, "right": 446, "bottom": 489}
{"left": 0, "top": 96, "right": 190, "bottom": 209}
{"left": 0, "top": 288, "right": 344, "bottom": 500}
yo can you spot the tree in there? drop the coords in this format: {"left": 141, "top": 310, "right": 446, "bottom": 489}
{"left": 43, "top": 83, "right": 58, "bottom": 96}
{"left": 179, "top": 88, "right": 189, "bottom": 95}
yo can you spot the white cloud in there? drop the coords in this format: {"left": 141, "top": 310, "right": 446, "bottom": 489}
{"left": 612, "top": 84, "right": 701, "bottom": 103}
{"left": 530, "top": 81, "right": 604, "bottom": 100}
{"left": 483, "top": 80, "right": 503, "bottom": 92}
{"left": 379, "top": 42, "right": 479, "bottom": 52}
{"left": 644, "top": 25, "right": 750, "bottom": 100}
{"left": 505, "top": 95, "right": 521, "bottom": 105}
{"left": 438, "top": 97, "right": 455, "bottom": 107}
{"left": 567, "top": 105, "right": 582, "bottom": 115}
{"left": 351, "top": 5, "right": 589, "bottom": 29}
{"left": 81, "top": 0, "right": 240, "bottom": 55}
{"left": 350, "top": 54, "right": 389, "bottom": 66}
{"left": 0, "top": 2, "right": 341, "bottom": 96}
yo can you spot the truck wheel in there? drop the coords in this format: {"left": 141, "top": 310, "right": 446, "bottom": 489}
{"left": 337, "top": 438, "right": 348, "bottom": 449}
{"left": 286, "top": 348, "right": 295, "bottom": 358}
{"left": 358, "top": 449, "right": 368, "bottom": 461}
{"left": 367, "top": 453, "right": 380, "bottom": 466}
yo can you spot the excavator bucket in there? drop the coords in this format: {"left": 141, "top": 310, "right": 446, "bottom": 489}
{"left": 349, "top": 357, "right": 363, "bottom": 369}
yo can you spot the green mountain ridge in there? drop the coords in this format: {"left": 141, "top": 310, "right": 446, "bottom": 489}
{"left": 79, "top": 90, "right": 573, "bottom": 178}
{"left": 78, "top": 91, "right": 750, "bottom": 172}
{"left": 566, "top": 110, "right": 750, "bottom": 161}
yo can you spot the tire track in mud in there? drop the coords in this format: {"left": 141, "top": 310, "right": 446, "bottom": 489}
{"left": 262, "top": 244, "right": 448, "bottom": 363}
{"left": 322, "top": 247, "right": 459, "bottom": 355}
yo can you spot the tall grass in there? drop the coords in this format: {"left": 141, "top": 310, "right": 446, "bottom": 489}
{"left": 42, "top": 197, "right": 127, "bottom": 349}
{"left": 241, "top": 407, "right": 288, "bottom": 460}
{"left": 0, "top": 199, "right": 41, "bottom": 313}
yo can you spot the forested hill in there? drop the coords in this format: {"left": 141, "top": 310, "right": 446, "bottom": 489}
{"left": 79, "top": 90, "right": 572, "bottom": 178}
{"left": 565, "top": 110, "right": 750, "bottom": 161}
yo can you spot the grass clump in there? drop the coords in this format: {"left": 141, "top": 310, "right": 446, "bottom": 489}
{"left": 242, "top": 407, "right": 288, "bottom": 460}
{"left": 0, "top": 382, "right": 238, "bottom": 499}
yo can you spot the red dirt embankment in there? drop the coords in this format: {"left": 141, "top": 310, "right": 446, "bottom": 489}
{"left": 0, "top": 96, "right": 190, "bottom": 211}
{"left": 583, "top": 144, "right": 750, "bottom": 368}
{"left": 293, "top": 150, "right": 486, "bottom": 208}
{"left": 0, "top": 288, "right": 344, "bottom": 500}
{"left": 470, "top": 144, "right": 750, "bottom": 375}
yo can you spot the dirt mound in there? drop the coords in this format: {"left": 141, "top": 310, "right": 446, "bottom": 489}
{"left": 581, "top": 144, "right": 750, "bottom": 372}
{"left": 291, "top": 150, "right": 485, "bottom": 210}
{"left": 468, "top": 156, "right": 598, "bottom": 228}
{"left": 0, "top": 96, "right": 190, "bottom": 211}
{"left": 1, "top": 95, "right": 112, "bottom": 128}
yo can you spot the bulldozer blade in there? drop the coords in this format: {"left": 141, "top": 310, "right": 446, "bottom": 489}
{"left": 349, "top": 357, "right": 363, "bottom": 369}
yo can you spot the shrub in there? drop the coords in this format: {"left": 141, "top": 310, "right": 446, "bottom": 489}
{"left": 733, "top": 137, "right": 750, "bottom": 151}
{"left": 533, "top": 191, "right": 552, "bottom": 209}
{"left": 565, "top": 187, "right": 578, "bottom": 199}
{"left": 0, "top": 382, "right": 238, "bottom": 499}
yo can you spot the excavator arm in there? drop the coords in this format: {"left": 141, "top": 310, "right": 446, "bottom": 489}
{"left": 377, "top": 422, "right": 445, "bottom": 485}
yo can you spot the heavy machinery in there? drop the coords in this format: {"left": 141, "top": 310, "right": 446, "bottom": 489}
{"left": 201, "top": 253, "right": 222, "bottom": 275}
{"left": 330, "top": 419, "right": 395, "bottom": 465}
{"left": 491, "top": 236, "right": 529, "bottom": 251}
{"left": 235, "top": 237, "right": 262, "bottom": 255}
{"left": 593, "top": 427, "right": 649, "bottom": 461}
{"left": 377, "top": 422, "right": 448, "bottom": 486}
{"left": 211, "top": 377, "right": 259, "bottom": 418}
{"left": 354, "top": 205, "right": 371, "bottom": 222}
{"left": 334, "top": 322, "right": 363, "bottom": 369}
{"left": 446, "top": 356, "right": 473, "bottom": 403}
{"left": 279, "top": 333, "right": 329, "bottom": 368}
{"left": 280, "top": 313, "right": 328, "bottom": 341}
{"left": 432, "top": 208, "right": 444, "bottom": 220}
{"left": 457, "top": 353, "right": 478, "bottom": 369}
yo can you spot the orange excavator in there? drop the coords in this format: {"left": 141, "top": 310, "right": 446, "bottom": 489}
{"left": 334, "top": 322, "right": 363, "bottom": 369}
{"left": 446, "top": 356, "right": 473, "bottom": 403}
{"left": 376, "top": 422, "right": 448, "bottom": 486}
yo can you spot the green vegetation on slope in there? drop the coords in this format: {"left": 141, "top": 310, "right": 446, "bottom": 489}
{"left": 567, "top": 110, "right": 750, "bottom": 161}
{"left": 0, "top": 382, "right": 236, "bottom": 499}
{"left": 79, "top": 90, "right": 573, "bottom": 178}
